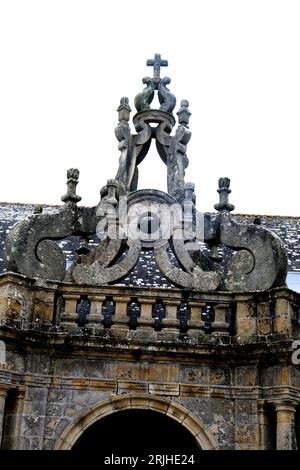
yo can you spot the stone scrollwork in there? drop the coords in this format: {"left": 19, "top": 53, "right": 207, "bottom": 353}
{"left": 220, "top": 211, "right": 288, "bottom": 291}
{"left": 214, "top": 177, "right": 288, "bottom": 291}
{"left": 5, "top": 210, "right": 72, "bottom": 281}
{"left": 72, "top": 239, "right": 141, "bottom": 285}
{"left": 4, "top": 55, "right": 288, "bottom": 293}
{"left": 154, "top": 237, "right": 221, "bottom": 291}
{"left": 134, "top": 77, "right": 155, "bottom": 112}
{"left": 5, "top": 169, "right": 83, "bottom": 281}
{"left": 158, "top": 77, "right": 176, "bottom": 113}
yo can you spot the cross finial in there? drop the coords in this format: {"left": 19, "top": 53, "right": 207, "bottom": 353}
{"left": 146, "top": 53, "right": 168, "bottom": 83}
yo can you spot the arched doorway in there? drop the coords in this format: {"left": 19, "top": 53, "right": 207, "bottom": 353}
{"left": 72, "top": 409, "right": 200, "bottom": 453}
{"left": 55, "top": 394, "right": 217, "bottom": 450}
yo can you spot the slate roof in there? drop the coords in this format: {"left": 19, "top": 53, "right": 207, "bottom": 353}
{"left": 0, "top": 202, "right": 300, "bottom": 289}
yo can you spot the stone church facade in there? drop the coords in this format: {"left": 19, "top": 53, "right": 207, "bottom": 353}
{"left": 0, "top": 55, "right": 300, "bottom": 451}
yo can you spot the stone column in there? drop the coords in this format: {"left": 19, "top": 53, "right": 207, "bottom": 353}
{"left": 257, "top": 400, "right": 269, "bottom": 450}
{"left": 0, "top": 386, "right": 8, "bottom": 448}
{"left": 274, "top": 400, "right": 297, "bottom": 450}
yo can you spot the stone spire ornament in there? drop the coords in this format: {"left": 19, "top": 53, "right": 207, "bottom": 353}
{"left": 61, "top": 168, "right": 82, "bottom": 204}
{"left": 214, "top": 177, "right": 235, "bottom": 212}
{"left": 4, "top": 55, "right": 288, "bottom": 293}
{"left": 115, "top": 54, "right": 189, "bottom": 200}
{"left": 177, "top": 100, "right": 191, "bottom": 128}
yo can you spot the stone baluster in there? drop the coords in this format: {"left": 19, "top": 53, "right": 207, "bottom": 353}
{"left": 87, "top": 295, "right": 106, "bottom": 332}
{"left": 187, "top": 301, "right": 205, "bottom": 337}
{"left": 60, "top": 294, "right": 80, "bottom": 330}
{"left": 212, "top": 303, "right": 230, "bottom": 335}
{"left": 111, "top": 296, "right": 131, "bottom": 336}
{"left": 138, "top": 298, "right": 155, "bottom": 330}
{"left": 162, "top": 299, "right": 180, "bottom": 335}
{"left": 274, "top": 400, "right": 297, "bottom": 449}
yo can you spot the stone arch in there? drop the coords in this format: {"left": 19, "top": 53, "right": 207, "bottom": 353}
{"left": 54, "top": 393, "right": 217, "bottom": 450}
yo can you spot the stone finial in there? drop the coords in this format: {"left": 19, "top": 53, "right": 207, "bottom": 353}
{"left": 117, "top": 97, "right": 131, "bottom": 124}
{"left": 100, "top": 179, "right": 126, "bottom": 209}
{"left": 182, "top": 182, "right": 195, "bottom": 229}
{"left": 105, "top": 179, "right": 119, "bottom": 206}
{"left": 177, "top": 100, "right": 191, "bottom": 128}
{"left": 61, "top": 168, "right": 82, "bottom": 204}
{"left": 184, "top": 182, "right": 196, "bottom": 204}
{"left": 214, "top": 177, "right": 235, "bottom": 212}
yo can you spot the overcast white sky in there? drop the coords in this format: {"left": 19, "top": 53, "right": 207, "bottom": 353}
{"left": 0, "top": 0, "right": 300, "bottom": 215}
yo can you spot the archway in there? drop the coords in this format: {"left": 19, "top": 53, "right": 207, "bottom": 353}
{"left": 55, "top": 394, "right": 217, "bottom": 451}
{"left": 72, "top": 409, "right": 200, "bottom": 453}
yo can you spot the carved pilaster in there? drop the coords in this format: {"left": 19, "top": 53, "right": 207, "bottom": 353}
{"left": 257, "top": 400, "right": 269, "bottom": 450}
{"left": 2, "top": 387, "right": 26, "bottom": 450}
{"left": 0, "top": 385, "right": 9, "bottom": 449}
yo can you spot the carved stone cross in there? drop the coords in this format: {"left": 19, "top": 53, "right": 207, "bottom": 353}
{"left": 146, "top": 53, "right": 168, "bottom": 82}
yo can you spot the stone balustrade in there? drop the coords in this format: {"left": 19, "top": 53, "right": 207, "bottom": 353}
{"left": 0, "top": 273, "right": 300, "bottom": 341}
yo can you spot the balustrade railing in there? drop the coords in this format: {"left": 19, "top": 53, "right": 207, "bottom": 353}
{"left": 1, "top": 273, "right": 300, "bottom": 340}
{"left": 57, "top": 287, "right": 233, "bottom": 337}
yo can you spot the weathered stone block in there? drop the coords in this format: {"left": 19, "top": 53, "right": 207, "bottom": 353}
{"left": 149, "top": 383, "right": 179, "bottom": 396}
{"left": 210, "top": 368, "right": 227, "bottom": 385}
{"left": 236, "top": 316, "right": 256, "bottom": 336}
{"left": 179, "top": 365, "right": 210, "bottom": 384}
{"left": 235, "top": 366, "right": 258, "bottom": 386}
{"left": 117, "top": 361, "right": 148, "bottom": 381}
{"left": 148, "top": 363, "right": 179, "bottom": 383}
{"left": 257, "top": 317, "right": 271, "bottom": 335}
{"left": 117, "top": 381, "right": 147, "bottom": 393}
